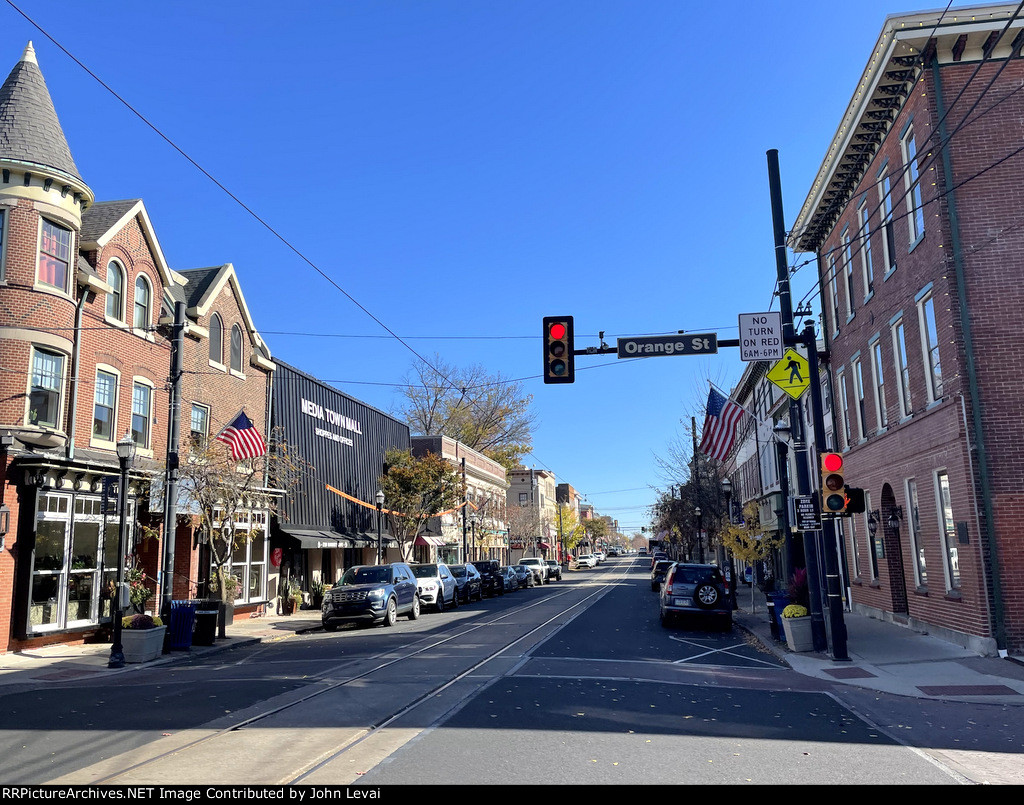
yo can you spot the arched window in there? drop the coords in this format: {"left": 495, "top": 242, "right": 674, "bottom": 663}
{"left": 106, "top": 261, "right": 124, "bottom": 320}
{"left": 133, "top": 275, "right": 151, "bottom": 331}
{"left": 230, "top": 324, "right": 243, "bottom": 373}
{"left": 209, "top": 314, "right": 223, "bottom": 365}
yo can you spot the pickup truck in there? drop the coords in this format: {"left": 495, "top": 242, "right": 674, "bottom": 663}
{"left": 518, "top": 557, "right": 549, "bottom": 584}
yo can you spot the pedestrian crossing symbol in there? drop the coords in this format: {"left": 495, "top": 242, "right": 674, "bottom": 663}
{"left": 766, "top": 348, "right": 810, "bottom": 400}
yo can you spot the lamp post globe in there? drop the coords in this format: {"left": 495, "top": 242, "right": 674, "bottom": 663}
{"left": 375, "top": 490, "right": 385, "bottom": 565}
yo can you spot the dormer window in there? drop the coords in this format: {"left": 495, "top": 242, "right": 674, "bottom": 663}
{"left": 106, "top": 261, "right": 124, "bottom": 320}
{"left": 230, "top": 324, "right": 243, "bottom": 373}
{"left": 133, "top": 275, "right": 151, "bottom": 332}
{"left": 209, "top": 313, "right": 224, "bottom": 365}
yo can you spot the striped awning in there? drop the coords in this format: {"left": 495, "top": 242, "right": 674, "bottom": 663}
{"left": 415, "top": 535, "right": 446, "bottom": 546}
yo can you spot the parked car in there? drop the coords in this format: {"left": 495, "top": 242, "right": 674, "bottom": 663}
{"left": 322, "top": 563, "right": 420, "bottom": 630}
{"left": 499, "top": 565, "right": 520, "bottom": 592}
{"left": 411, "top": 563, "right": 459, "bottom": 612}
{"left": 545, "top": 560, "right": 562, "bottom": 581}
{"left": 650, "top": 551, "right": 667, "bottom": 569}
{"left": 512, "top": 564, "right": 535, "bottom": 588}
{"left": 472, "top": 559, "right": 505, "bottom": 597}
{"left": 594, "top": 551, "right": 606, "bottom": 563}
{"left": 659, "top": 563, "right": 732, "bottom": 630}
{"left": 651, "top": 559, "right": 674, "bottom": 591}
{"left": 519, "top": 557, "right": 549, "bottom": 583}
{"left": 576, "top": 554, "right": 597, "bottom": 569}
{"left": 638, "top": 549, "right": 649, "bottom": 557}
{"left": 450, "top": 564, "right": 483, "bottom": 603}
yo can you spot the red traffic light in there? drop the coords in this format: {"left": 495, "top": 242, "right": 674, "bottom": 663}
{"left": 822, "top": 452, "right": 843, "bottom": 473}
{"left": 542, "top": 316, "right": 574, "bottom": 384}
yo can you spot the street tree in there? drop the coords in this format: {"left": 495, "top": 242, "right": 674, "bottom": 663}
{"left": 379, "top": 447, "right": 465, "bottom": 562}
{"left": 506, "top": 502, "right": 543, "bottom": 556}
{"left": 397, "top": 355, "right": 536, "bottom": 472}
{"left": 720, "top": 501, "right": 785, "bottom": 609}
{"left": 178, "top": 427, "right": 308, "bottom": 601}
{"left": 556, "top": 503, "right": 587, "bottom": 555}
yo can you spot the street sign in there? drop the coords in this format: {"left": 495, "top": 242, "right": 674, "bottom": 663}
{"left": 616, "top": 333, "right": 717, "bottom": 358}
{"left": 794, "top": 495, "right": 821, "bottom": 531}
{"left": 738, "top": 312, "right": 783, "bottom": 361}
{"left": 766, "top": 347, "right": 811, "bottom": 399}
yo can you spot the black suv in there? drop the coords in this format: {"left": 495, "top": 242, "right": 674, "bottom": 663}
{"left": 321, "top": 563, "right": 421, "bottom": 631}
{"left": 651, "top": 559, "right": 674, "bottom": 591}
{"left": 659, "top": 563, "right": 731, "bottom": 630}
{"left": 471, "top": 559, "right": 505, "bottom": 597}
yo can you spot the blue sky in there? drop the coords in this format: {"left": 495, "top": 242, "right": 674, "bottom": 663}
{"left": 1, "top": 1, "right": 975, "bottom": 533}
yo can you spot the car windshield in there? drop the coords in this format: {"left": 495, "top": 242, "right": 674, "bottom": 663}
{"left": 341, "top": 566, "right": 390, "bottom": 585}
{"left": 411, "top": 565, "right": 439, "bottom": 579}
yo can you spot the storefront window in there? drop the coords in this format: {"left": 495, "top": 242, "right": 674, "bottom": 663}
{"left": 29, "top": 490, "right": 130, "bottom": 634}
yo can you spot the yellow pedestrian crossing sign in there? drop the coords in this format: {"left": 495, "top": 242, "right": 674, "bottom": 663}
{"left": 767, "top": 348, "right": 810, "bottom": 400}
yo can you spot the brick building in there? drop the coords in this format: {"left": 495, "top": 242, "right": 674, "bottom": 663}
{"left": 789, "top": 5, "right": 1024, "bottom": 654}
{"left": 0, "top": 44, "right": 274, "bottom": 652}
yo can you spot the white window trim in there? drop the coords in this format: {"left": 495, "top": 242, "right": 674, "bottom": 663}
{"left": 842, "top": 228, "right": 855, "bottom": 321}
{"left": 917, "top": 290, "right": 942, "bottom": 404}
{"left": 208, "top": 313, "right": 226, "bottom": 371}
{"left": 90, "top": 364, "right": 121, "bottom": 450}
{"left": 877, "top": 169, "right": 896, "bottom": 277}
{"left": 130, "top": 376, "right": 155, "bottom": 457}
{"left": 104, "top": 260, "right": 126, "bottom": 324}
{"left": 836, "top": 368, "right": 851, "bottom": 450}
{"left": 934, "top": 468, "right": 959, "bottom": 592}
{"left": 852, "top": 356, "right": 866, "bottom": 442}
{"left": 890, "top": 316, "right": 912, "bottom": 420}
{"left": 27, "top": 345, "right": 67, "bottom": 431}
{"left": 35, "top": 216, "right": 74, "bottom": 298}
{"left": 0, "top": 205, "right": 8, "bottom": 283}
{"left": 859, "top": 200, "right": 874, "bottom": 301}
{"left": 132, "top": 273, "right": 155, "bottom": 341}
{"left": 905, "top": 478, "right": 925, "bottom": 589}
{"left": 901, "top": 123, "right": 926, "bottom": 248}
{"left": 869, "top": 337, "right": 887, "bottom": 433}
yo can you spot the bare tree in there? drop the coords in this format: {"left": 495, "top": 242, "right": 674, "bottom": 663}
{"left": 396, "top": 354, "right": 536, "bottom": 472}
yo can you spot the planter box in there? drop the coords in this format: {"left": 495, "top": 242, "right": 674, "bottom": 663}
{"left": 782, "top": 615, "right": 814, "bottom": 652}
{"left": 121, "top": 626, "right": 167, "bottom": 663}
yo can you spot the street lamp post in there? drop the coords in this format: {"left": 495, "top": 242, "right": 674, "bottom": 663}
{"left": 470, "top": 513, "right": 479, "bottom": 561}
{"left": 109, "top": 433, "right": 136, "bottom": 669}
{"left": 375, "top": 489, "right": 385, "bottom": 565}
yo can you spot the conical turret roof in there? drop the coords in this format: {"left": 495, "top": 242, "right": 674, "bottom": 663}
{"left": 0, "top": 42, "right": 83, "bottom": 183}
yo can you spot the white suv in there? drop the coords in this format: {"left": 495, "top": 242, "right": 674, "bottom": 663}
{"left": 519, "top": 557, "right": 549, "bottom": 584}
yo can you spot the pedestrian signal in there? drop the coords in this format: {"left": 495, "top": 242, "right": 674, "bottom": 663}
{"left": 543, "top": 316, "right": 574, "bottom": 384}
{"left": 820, "top": 452, "right": 847, "bottom": 514}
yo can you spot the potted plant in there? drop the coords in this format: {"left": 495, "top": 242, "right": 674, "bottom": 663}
{"left": 290, "top": 580, "right": 304, "bottom": 611}
{"left": 120, "top": 614, "right": 166, "bottom": 663}
{"left": 309, "top": 578, "right": 327, "bottom": 609}
{"left": 781, "top": 603, "right": 814, "bottom": 652}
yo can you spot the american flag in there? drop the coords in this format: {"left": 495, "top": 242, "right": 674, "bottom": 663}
{"left": 698, "top": 388, "right": 745, "bottom": 462}
{"left": 215, "top": 411, "right": 267, "bottom": 461}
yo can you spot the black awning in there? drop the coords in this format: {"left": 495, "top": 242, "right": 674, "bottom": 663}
{"left": 278, "top": 525, "right": 352, "bottom": 550}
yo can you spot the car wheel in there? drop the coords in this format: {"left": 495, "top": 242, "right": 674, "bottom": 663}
{"left": 435, "top": 591, "right": 445, "bottom": 613}
{"left": 694, "top": 583, "right": 720, "bottom": 609}
{"left": 382, "top": 597, "right": 398, "bottom": 627}
{"left": 408, "top": 596, "right": 421, "bottom": 621}
{"left": 475, "top": 587, "right": 483, "bottom": 602}
{"left": 450, "top": 588, "right": 459, "bottom": 609}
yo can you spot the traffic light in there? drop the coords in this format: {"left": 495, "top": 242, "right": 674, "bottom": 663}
{"left": 543, "top": 316, "right": 574, "bottom": 384}
{"left": 820, "top": 451, "right": 847, "bottom": 514}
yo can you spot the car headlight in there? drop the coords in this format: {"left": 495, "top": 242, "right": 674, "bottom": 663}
{"left": 367, "top": 588, "right": 385, "bottom": 599}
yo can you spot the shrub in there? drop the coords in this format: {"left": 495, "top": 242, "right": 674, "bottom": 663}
{"left": 122, "top": 613, "right": 163, "bottom": 630}
{"left": 782, "top": 604, "right": 809, "bottom": 619}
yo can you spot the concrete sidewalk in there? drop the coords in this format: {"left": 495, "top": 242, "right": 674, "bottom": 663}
{"left": 734, "top": 596, "right": 1024, "bottom": 704}
{"left": 5, "top": 602, "right": 1024, "bottom": 705}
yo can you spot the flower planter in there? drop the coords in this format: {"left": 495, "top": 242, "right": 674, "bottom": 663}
{"left": 121, "top": 626, "right": 167, "bottom": 663}
{"left": 782, "top": 615, "right": 814, "bottom": 652}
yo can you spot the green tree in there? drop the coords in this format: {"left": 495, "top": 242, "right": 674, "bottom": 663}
{"left": 379, "top": 447, "right": 465, "bottom": 562}
{"left": 556, "top": 504, "right": 587, "bottom": 554}
{"left": 720, "top": 502, "right": 784, "bottom": 609}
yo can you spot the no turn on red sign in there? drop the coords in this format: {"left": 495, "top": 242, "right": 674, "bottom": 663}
{"left": 738, "top": 312, "right": 783, "bottom": 361}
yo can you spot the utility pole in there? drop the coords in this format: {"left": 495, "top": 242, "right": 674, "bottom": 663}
{"left": 767, "top": 150, "right": 827, "bottom": 653}
{"left": 767, "top": 149, "right": 847, "bottom": 659}
{"left": 160, "top": 301, "right": 185, "bottom": 628}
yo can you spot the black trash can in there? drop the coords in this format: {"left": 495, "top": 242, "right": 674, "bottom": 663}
{"left": 193, "top": 599, "right": 219, "bottom": 646}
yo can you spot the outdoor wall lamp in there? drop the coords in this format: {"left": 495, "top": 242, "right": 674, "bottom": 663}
{"left": 867, "top": 510, "right": 881, "bottom": 538}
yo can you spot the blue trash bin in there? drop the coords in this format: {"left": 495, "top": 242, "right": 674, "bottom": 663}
{"left": 167, "top": 600, "right": 198, "bottom": 650}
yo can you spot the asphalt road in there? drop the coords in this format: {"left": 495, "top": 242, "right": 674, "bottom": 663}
{"left": 2, "top": 557, "right": 1016, "bottom": 784}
